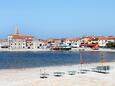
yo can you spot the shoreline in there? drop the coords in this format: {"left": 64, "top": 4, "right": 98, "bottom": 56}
{"left": 0, "top": 61, "right": 114, "bottom": 70}
{"left": 71, "top": 48, "right": 115, "bottom": 52}
{"left": 0, "top": 48, "right": 50, "bottom": 52}
{"left": 0, "top": 60, "right": 115, "bottom": 70}
{"left": 0, "top": 48, "right": 115, "bottom": 52}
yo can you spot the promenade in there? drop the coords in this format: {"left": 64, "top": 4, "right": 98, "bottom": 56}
{"left": 0, "top": 48, "right": 115, "bottom": 52}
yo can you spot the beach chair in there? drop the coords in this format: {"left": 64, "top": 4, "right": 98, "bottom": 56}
{"left": 68, "top": 71, "right": 76, "bottom": 75}
{"left": 78, "top": 69, "right": 87, "bottom": 74}
{"left": 40, "top": 73, "right": 49, "bottom": 79}
{"left": 77, "top": 69, "right": 90, "bottom": 74}
{"left": 94, "top": 65, "right": 110, "bottom": 74}
{"left": 53, "top": 72, "right": 65, "bottom": 77}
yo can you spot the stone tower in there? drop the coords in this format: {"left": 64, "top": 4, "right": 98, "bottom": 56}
{"left": 15, "top": 25, "right": 19, "bottom": 34}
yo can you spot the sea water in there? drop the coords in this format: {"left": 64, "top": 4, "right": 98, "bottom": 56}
{"left": 0, "top": 51, "right": 115, "bottom": 69}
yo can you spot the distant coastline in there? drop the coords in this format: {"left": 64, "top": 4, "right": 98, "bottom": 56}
{"left": 71, "top": 48, "right": 115, "bottom": 52}
{"left": 0, "top": 48, "right": 115, "bottom": 52}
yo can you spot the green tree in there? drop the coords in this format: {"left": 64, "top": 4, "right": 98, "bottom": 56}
{"left": 106, "top": 42, "right": 115, "bottom": 48}
{"left": 91, "top": 38, "right": 99, "bottom": 41}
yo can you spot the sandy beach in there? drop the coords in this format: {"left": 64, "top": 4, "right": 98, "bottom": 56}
{"left": 0, "top": 62, "right": 115, "bottom": 86}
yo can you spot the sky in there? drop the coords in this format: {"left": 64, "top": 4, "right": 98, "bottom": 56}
{"left": 0, "top": 0, "right": 115, "bottom": 39}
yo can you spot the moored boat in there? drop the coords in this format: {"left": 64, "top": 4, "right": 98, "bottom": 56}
{"left": 51, "top": 46, "right": 71, "bottom": 51}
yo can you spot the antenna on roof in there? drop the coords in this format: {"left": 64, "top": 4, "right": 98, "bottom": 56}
{"left": 15, "top": 25, "right": 19, "bottom": 34}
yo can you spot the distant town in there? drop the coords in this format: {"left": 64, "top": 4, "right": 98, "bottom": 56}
{"left": 0, "top": 27, "right": 115, "bottom": 51}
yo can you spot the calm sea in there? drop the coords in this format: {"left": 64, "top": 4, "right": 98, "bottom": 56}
{"left": 0, "top": 51, "right": 115, "bottom": 69}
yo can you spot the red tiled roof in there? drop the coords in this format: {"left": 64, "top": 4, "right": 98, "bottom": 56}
{"left": 66, "top": 37, "right": 80, "bottom": 41}
{"left": 0, "top": 39, "right": 7, "bottom": 42}
{"left": 11, "top": 34, "right": 33, "bottom": 40}
{"left": 107, "top": 36, "right": 115, "bottom": 39}
{"left": 82, "top": 36, "right": 96, "bottom": 39}
{"left": 98, "top": 37, "right": 108, "bottom": 40}
{"left": 82, "top": 36, "right": 110, "bottom": 40}
{"left": 47, "top": 38, "right": 66, "bottom": 40}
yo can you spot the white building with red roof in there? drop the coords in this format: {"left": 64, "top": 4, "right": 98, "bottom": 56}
{"left": 33, "top": 38, "right": 47, "bottom": 49}
{"left": 107, "top": 36, "right": 115, "bottom": 42}
{"left": 65, "top": 37, "right": 81, "bottom": 48}
{"left": 8, "top": 27, "right": 34, "bottom": 49}
{"left": 47, "top": 38, "right": 66, "bottom": 47}
{"left": 98, "top": 36, "right": 108, "bottom": 47}
{"left": 0, "top": 39, "right": 9, "bottom": 48}
{"left": 47, "top": 37, "right": 82, "bottom": 48}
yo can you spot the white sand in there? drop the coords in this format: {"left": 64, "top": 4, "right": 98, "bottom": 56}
{"left": 0, "top": 62, "right": 115, "bottom": 86}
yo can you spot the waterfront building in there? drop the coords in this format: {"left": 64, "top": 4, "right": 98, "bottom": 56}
{"left": 8, "top": 27, "right": 33, "bottom": 49}
{"left": 0, "top": 39, "right": 9, "bottom": 48}
{"left": 47, "top": 38, "right": 66, "bottom": 47}
{"left": 65, "top": 37, "right": 81, "bottom": 48}
{"left": 90, "top": 37, "right": 99, "bottom": 44}
{"left": 98, "top": 36, "right": 108, "bottom": 47}
{"left": 81, "top": 36, "right": 94, "bottom": 44}
{"left": 47, "top": 37, "right": 81, "bottom": 48}
{"left": 107, "top": 36, "right": 115, "bottom": 43}
{"left": 1, "top": 27, "right": 115, "bottom": 50}
{"left": 33, "top": 38, "right": 46, "bottom": 49}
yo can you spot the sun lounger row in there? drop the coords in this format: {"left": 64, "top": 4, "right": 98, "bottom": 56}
{"left": 40, "top": 70, "right": 89, "bottom": 79}
{"left": 40, "top": 65, "right": 110, "bottom": 79}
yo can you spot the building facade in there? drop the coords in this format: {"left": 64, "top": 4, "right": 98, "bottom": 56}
{"left": 8, "top": 34, "right": 33, "bottom": 49}
{"left": 0, "top": 39, "right": 9, "bottom": 48}
{"left": 65, "top": 37, "right": 81, "bottom": 48}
